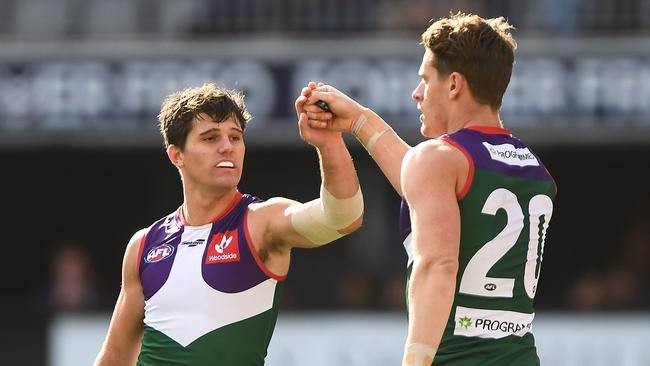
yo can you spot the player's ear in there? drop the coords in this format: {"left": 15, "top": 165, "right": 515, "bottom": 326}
{"left": 448, "top": 72, "right": 464, "bottom": 99}
{"left": 167, "top": 145, "right": 184, "bottom": 168}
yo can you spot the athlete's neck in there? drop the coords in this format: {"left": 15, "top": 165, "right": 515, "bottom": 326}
{"left": 448, "top": 103, "right": 501, "bottom": 133}
{"left": 181, "top": 188, "right": 239, "bottom": 226}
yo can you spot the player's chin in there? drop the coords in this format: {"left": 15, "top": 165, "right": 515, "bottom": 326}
{"left": 420, "top": 124, "right": 431, "bottom": 138}
{"left": 211, "top": 173, "right": 241, "bottom": 188}
{"left": 421, "top": 124, "right": 445, "bottom": 139}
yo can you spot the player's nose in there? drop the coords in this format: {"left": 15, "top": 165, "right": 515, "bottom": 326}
{"left": 217, "top": 138, "right": 234, "bottom": 154}
{"left": 411, "top": 81, "right": 424, "bottom": 102}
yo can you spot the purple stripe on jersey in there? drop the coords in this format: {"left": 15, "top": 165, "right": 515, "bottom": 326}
{"left": 140, "top": 212, "right": 184, "bottom": 301}
{"left": 399, "top": 198, "right": 412, "bottom": 242}
{"left": 446, "top": 129, "right": 553, "bottom": 182}
{"left": 201, "top": 194, "right": 269, "bottom": 293}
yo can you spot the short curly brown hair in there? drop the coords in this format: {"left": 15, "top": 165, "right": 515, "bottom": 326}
{"left": 421, "top": 12, "right": 517, "bottom": 110}
{"left": 158, "top": 83, "right": 252, "bottom": 149}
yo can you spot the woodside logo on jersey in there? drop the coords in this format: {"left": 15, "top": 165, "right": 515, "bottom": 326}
{"left": 145, "top": 244, "right": 175, "bottom": 263}
{"left": 206, "top": 229, "right": 240, "bottom": 264}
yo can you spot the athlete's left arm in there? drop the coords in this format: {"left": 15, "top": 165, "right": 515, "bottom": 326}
{"left": 400, "top": 140, "right": 467, "bottom": 365}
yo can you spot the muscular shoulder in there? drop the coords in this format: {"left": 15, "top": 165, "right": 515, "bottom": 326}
{"left": 402, "top": 139, "right": 468, "bottom": 199}
{"left": 122, "top": 228, "right": 148, "bottom": 274}
{"left": 126, "top": 228, "right": 148, "bottom": 253}
{"left": 248, "top": 196, "right": 301, "bottom": 241}
{"left": 404, "top": 139, "right": 466, "bottom": 174}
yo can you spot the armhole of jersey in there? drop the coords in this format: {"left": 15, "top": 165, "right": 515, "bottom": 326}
{"left": 136, "top": 230, "right": 148, "bottom": 274}
{"left": 543, "top": 164, "right": 558, "bottom": 195}
{"left": 441, "top": 135, "right": 474, "bottom": 201}
{"left": 243, "top": 210, "right": 287, "bottom": 282}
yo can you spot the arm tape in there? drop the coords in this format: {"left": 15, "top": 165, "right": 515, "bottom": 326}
{"left": 402, "top": 343, "right": 436, "bottom": 366}
{"left": 288, "top": 185, "right": 363, "bottom": 245}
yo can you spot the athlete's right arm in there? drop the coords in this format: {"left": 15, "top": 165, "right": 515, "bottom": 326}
{"left": 94, "top": 229, "right": 147, "bottom": 366}
{"left": 299, "top": 83, "right": 411, "bottom": 196}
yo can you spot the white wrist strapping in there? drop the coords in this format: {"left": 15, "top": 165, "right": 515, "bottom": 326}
{"left": 288, "top": 185, "right": 363, "bottom": 245}
{"left": 366, "top": 128, "right": 391, "bottom": 153}
{"left": 352, "top": 112, "right": 392, "bottom": 155}
{"left": 402, "top": 343, "right": 436, "bottom": 366}
{"left": 351, "top": 113, "right": 367, "bottom": 137}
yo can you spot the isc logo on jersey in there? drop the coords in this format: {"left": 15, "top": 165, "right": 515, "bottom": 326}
{"left": 206, "top": 229, "right": 240, "bottom": 264}
{"left": 145, "top": 244, "right": 175, "bottom": 263}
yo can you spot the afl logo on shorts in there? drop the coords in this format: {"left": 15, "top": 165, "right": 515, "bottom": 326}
{"left": 145, "top": 244, "right": 175, "bottom": 263}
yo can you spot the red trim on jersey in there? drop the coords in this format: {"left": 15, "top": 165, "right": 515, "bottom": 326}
{"left": 441, "top": 135, "right": 474, "bottom": 200}
{"left": 466, "top": 125, "right": 511, "bottom": 135}
{"left": 136, "top": 230, "right": 148, "bottom": 273}
{"left": 243, "top": 210, "right": 287, "bottom": 281}
{"left": 179, "top": 191, "right": 243, "bottom": 226}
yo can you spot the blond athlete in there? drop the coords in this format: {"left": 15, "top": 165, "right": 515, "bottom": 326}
{"left": 94, "top": 84, "right": 363, "bottom": 365}
{"left": 300, "top": 13, "right": 556, "bottom": 366}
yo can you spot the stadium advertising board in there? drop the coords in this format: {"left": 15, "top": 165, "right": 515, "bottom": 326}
{"left": 1, "top": 39, "right": 649, "bottom": 146}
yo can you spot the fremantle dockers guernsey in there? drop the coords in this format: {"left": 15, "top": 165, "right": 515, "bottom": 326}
{"left": 136, "top": 192, "right": 285, "bottom": 366}
{"left": 400, "top": 126, "right": 556, "bottom": 366}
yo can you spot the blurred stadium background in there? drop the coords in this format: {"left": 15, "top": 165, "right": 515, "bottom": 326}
{"left": 1, "top": 0, "right": 649, "bottom": 365}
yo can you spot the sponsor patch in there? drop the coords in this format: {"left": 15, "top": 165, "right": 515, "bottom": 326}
{"left": 453, "top": 306, "right": 534, "bottom": 339}
{"left": 206, "top": 229, "right": 240, "bottom": 264}
{"left": 483, "top": 142, "right": 539, "bottom": 167}
{"left": 145, "top": 244, "right": 175, "bottom": 263}
{"left": 181, "top": 238, "right": 206, "bottom": 247}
